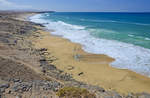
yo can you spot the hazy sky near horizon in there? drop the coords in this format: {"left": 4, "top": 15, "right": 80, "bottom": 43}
{"left": 0, "top": 0, "right": 150, "bottom": 12}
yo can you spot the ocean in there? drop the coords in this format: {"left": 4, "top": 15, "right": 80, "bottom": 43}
{"left": 30, "top": 12, "right": 150, "bottom": 77}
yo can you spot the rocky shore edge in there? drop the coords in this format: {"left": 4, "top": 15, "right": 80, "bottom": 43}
{"left": 0, "top": 11, "right": 150, "bottom": 98}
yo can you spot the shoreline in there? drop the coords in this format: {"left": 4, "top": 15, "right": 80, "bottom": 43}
{"left": 29, "top": 14, "right": 150, "bottom": 94}
{"left": 30, "top": 13, "right": 150, "bottom": 78}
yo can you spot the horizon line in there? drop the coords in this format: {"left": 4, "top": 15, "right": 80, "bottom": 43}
{"left": 0, "top": 10, "right": 150, "bottom": 13}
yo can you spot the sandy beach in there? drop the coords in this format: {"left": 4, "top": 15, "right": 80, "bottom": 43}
{"left": 32, "top": 28, "right": 150, "bottom": 95}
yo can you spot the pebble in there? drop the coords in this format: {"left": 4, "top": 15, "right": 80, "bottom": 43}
{"left": 0, "top": 84, "right": 10, "bottom": 89}
{"left": 13, "top": 79, "right": 20, "bottom": 83}
{"left": 78, "top": 72, "right": 84, "bottom": 76}
{"left": 67, "top": 65, "right": 74, "bottom": 70}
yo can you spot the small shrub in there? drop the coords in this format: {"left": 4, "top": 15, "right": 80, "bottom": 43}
{"left": 57, "top": 86, "right": 96, "bottom": 98}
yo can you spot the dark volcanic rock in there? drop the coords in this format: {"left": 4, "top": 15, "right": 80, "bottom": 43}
{"left": 138, "top": 93, "right": 150, "bottom": 98}
{"left": 0, "top": 88, "right": 5, "bottom": 93}
{"left": 0, "top": 83, "right": 10, "bottom": 89}
{"left": 12, "top": 82, "right": 32, "bottom": 93}
{"left": 46, "top": 64, "right": 57, "bottom": 70}
{"left": 13, "top": 79, "right": 22, "bottom": 83}
{"left": 78, "top": 72, "right": 84, "bottom": 76}
{"left": 0, "top": 83, "right": 9, "bottom": 94}
{"left": 42, "top": 81, "right": 61, "bottom": 91}
{"left": 39, "top": 48, "right": 48, "bottom": 52}
{"left": 33, "top": 23, "right": 45, "bottom": 27}
{"left": 59, "top": 73, "right": 72, "bottom": 81}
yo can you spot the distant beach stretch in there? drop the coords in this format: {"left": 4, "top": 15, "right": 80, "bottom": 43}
{"left": 29, "top": 12, "right": 150, "bottom": 94}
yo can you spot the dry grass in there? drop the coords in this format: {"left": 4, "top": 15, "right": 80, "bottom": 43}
{"left": 57, "top": 86, "right": 96, "bottom": 98}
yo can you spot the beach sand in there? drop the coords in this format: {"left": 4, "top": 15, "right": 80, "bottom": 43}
{"left": 32, "top": 29, "right": 150, "bottom": 95}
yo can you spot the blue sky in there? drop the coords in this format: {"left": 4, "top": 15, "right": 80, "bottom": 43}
{"left": 0, "top": 0, "right": 150, "bottom": 12}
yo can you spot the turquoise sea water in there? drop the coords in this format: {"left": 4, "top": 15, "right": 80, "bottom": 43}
{"left": 30, "top": 12, "right": 150, "bottom": 77}
{"left": 42, "top": 12, "right": 150, "bottom": 49}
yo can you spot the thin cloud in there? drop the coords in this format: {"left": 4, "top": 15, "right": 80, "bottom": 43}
{"left": 0, "top": 0, "right": 32, "bottom": 10}
{"left": 0, "top": 0, "right": 12, "bottom": 5}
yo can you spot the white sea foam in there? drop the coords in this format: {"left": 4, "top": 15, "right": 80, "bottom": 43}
{"left": 128, "top": 34, "right": 134, "bottom": 37}
{"left": 145, "top": 38, "right": 150, "bottom": 40}
{"left": 30, "top": 14, "right": 150, "bottom": 77}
